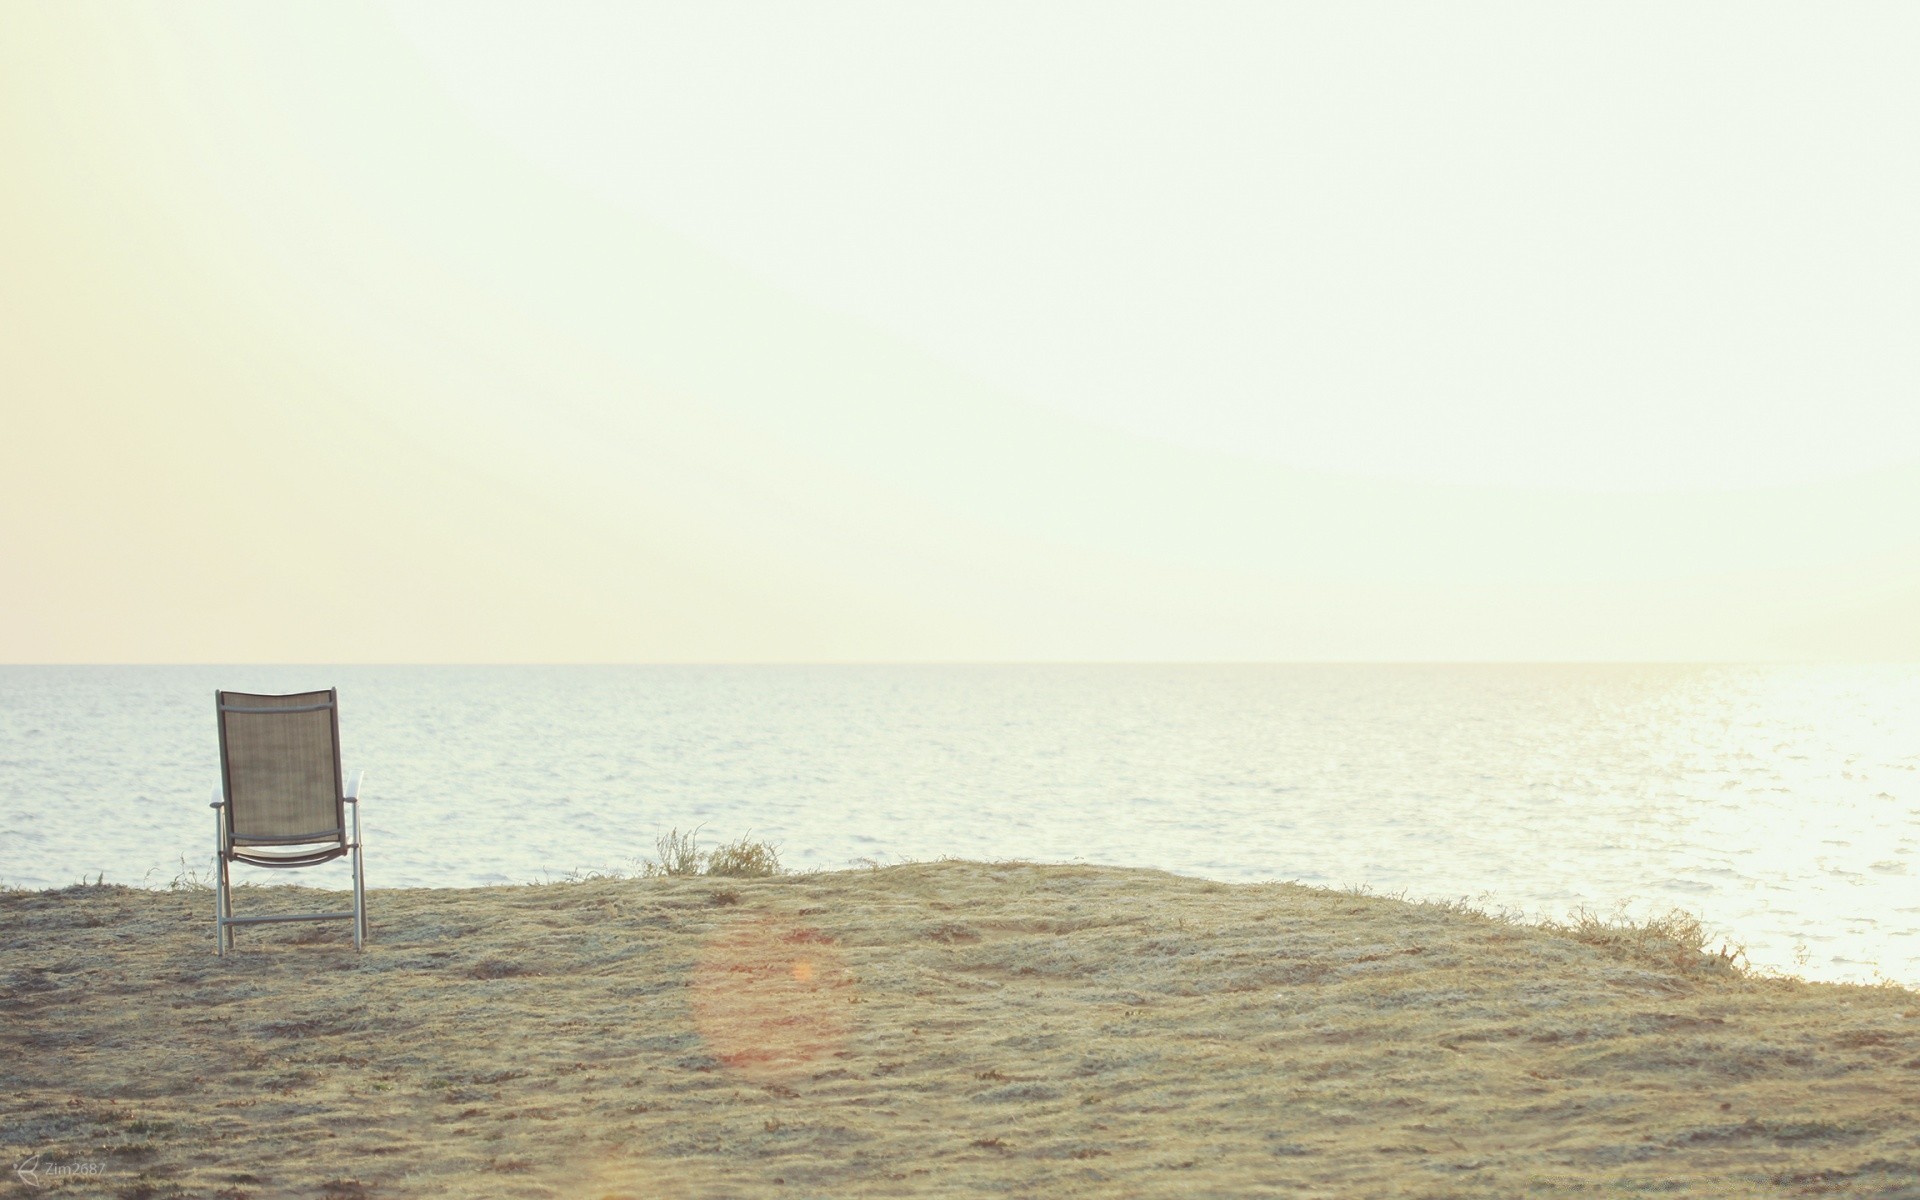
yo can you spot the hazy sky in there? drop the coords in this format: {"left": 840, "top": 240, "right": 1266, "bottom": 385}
{"left": 4, "top": 3, "right": 1917, "bottom": 662}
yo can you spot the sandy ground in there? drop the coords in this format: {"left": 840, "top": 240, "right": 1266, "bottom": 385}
{"left": 3, "top": 861, "right": 1918, "bottom": 1198}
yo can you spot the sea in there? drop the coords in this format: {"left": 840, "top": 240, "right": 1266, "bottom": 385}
{"left": 2, "top": 664, "right": 1915, "bottom": 985}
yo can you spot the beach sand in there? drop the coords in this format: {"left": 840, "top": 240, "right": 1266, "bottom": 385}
{"left": 3, "top": 861, "right": 1917, "bottom": 1197}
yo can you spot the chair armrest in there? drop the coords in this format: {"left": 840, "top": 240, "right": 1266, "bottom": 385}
{"left": 344, "top": 770, "right": 364, "bottom": 803}
{"left": 210, "top": 785, "right": 224, "bottom": 810}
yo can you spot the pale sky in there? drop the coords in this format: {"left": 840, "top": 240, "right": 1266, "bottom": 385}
{"left": 4, "top": 3, "right": 1917, "bottom": 662}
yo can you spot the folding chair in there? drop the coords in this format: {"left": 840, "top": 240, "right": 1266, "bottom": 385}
{"left": 210, "top": 689, "right": 366, "bottom": 954}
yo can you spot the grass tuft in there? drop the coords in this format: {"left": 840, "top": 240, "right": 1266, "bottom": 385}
{"left": 640, "top": 826, "right": 783, "bottom": 879}
{"left": 646, "top": 826, "right": 706, "bottom": 877}
{"left": 705, "top": 834, "right": 782, "bottom": 878}
{"left": 168, "top": 857, "right": 213, "bottom": 893}
{"left": 1547, "top": 905, "right": 1747, "bottom": 976}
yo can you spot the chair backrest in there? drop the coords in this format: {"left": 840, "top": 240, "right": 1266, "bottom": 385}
{"left": 216, "top": 689, "right": 345, "bottom": 846}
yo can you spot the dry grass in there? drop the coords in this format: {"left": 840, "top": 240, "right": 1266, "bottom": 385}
{"left": 1549, "top": 905, "right": 1749, "bottom": 976}
{"left": 2, "top": 861, "right": 1917, "bottom": 1198}
{"left": 639, "top": 828, "right": 782, "bottom": 879}
{"left": 702, "top": 835, "right": 782, "bottom": 879}
{"left": 647, "top": 827, "right": 705, "bottom": 877}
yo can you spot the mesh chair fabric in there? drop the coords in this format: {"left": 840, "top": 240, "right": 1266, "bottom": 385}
{"left": 218, "top": 690, "right": 345, "bottom": 845}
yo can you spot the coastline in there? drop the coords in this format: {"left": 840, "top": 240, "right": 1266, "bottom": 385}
{"left": 4, "top": 861, "right": 1916, "bottom": 1197}
{"left": 10, "top": 664, "right": 1916, "bottom": 987}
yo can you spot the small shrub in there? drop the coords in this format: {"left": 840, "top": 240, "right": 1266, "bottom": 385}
{"left": 647, "top": 827, "right": 705, "bottom": 877}
{"left": 641, "top": 826, "right": 783, "bottom": 878}
{"left": 705, "top": 834, "right": 781, "bottom": 878}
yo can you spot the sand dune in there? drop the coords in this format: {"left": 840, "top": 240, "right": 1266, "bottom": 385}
{"left": 3, "top": 861, "right": 1916, "bottom": 1197}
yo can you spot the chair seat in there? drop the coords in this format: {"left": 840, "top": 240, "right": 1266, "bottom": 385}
{"left": 229, "top": 844, "right": 350, "bottom": 869}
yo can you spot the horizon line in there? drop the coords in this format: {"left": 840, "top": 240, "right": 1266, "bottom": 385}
{"left": 5, "top": 659, "right": 1913, "bottom": 669}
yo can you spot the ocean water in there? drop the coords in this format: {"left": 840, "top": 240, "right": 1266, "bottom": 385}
{"left": 1, "top": 664, "right": 1915, "bottom": 985}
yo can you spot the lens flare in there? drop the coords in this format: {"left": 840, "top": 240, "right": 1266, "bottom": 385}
{"left": 690, "top": 916, "right": 854, "bottom": 1077}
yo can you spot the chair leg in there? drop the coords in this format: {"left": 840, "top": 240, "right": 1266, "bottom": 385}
{"left": 350, "top": 799, "right": 367, "bottom": 949}
{"left": 351, "top": 841, "right": 366, "bottom": 950}
{"left": 216, "top": 854, "right": 232, "bottom": 956}
{"left": 225, "top": 856, "right": 237, "bottom": 952}
{"left": 213, "top": 807, "right": 225, "bottom": 957}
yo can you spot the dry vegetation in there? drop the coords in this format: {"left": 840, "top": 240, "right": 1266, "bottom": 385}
{"left": 640, "top": 828, "right": 783, "bottom": 880}
{"left": 2, "top": 861, "right": 1917, "bottom": 1198}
